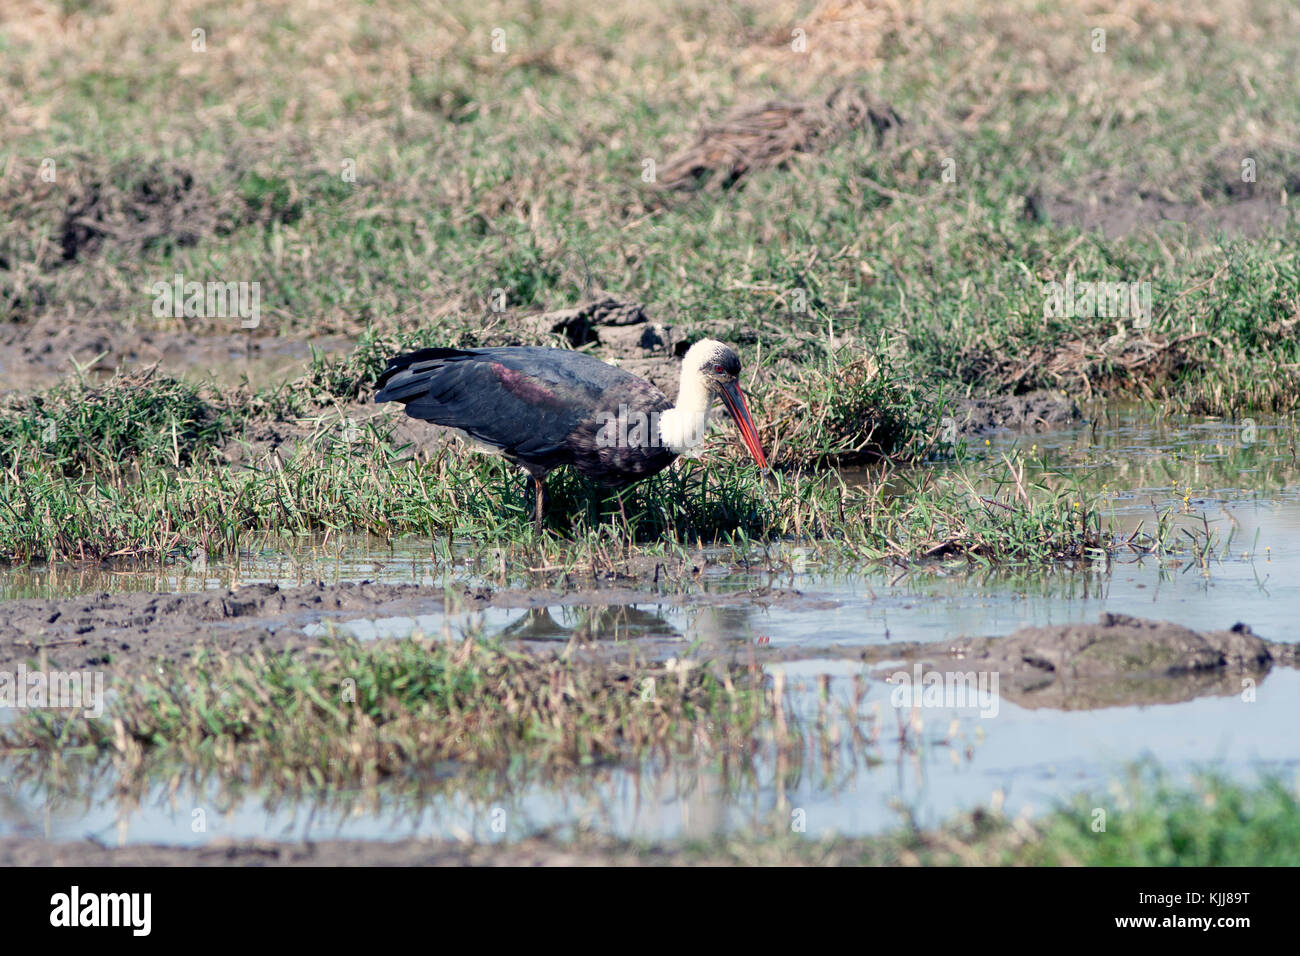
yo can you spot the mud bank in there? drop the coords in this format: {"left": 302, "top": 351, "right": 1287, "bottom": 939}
{"left": 0, "top": 579, "right": 834, "bottom": 674}
{"left": 0, "top": 313, "right": 353, "bottom": 393}
{"left": 0, "top": 832, "right": 896, "bottom": 867}
{"left": 950, "top": 391, "right": 1081, "bottom": 438}
{"left": 2, "top": 571, "right": 1292, "bottom": 713}
{"left": 0, "top": 834, "right": 666, "bottom": 867}
{"left": 863, "top": 613, "right": 1298, "bottom": 709}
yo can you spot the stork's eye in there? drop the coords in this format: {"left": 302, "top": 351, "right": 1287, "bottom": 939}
{"left": 712, "top": 364, "right": 724, "bottom": 373}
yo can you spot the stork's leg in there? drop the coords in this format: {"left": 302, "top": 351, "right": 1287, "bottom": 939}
{"left": 534, "top": 477, "right": 545, "bottom": 534}
{"left": 527, "top": 474, "right": 548, "bottom": 534}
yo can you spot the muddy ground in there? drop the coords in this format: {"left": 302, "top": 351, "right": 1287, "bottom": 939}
{"left": 946, "top": 390, "right": 1080, "bottom": 438}
{"left": 866, "top": 612, "right": 1298, "bottom": 710}
{"left": 0, "top": 577, "right": 838, "bottom": 674}
{"left": 1041, "top": 193, "right": 1297, "bottom": 240}
{"left": 0, "top": 832, "right": 876, "bottom": 866}
{"left": 2, "top": 578, "right": 1292, "bottom": 709}
{"left": 0, "top": 311, "right": 355, "bottom": 392}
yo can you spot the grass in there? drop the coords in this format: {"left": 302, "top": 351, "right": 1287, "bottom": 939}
{"left": 9, "top": 649, "right": 1296, "bottom": 866}
{"left": 1013, "top": 769, "right": 1300, "bottom": 866}
{"left": 0, "top": 0, "right": 1296, "bottom": 567}
{"left": 0, "top": 366, "right": 237, "bottom": 475}
{"left": 7, "top": 619, "right": 1293, "bottom": 866}
{"left": 0, "top": 344, "right": 1030, "bottom": 563}
{"left": 2, "top": 0, "right": 1299, "bottom": 417}
{"left": 1, "top": 632, "right": 784, "bottom": 790}
{"left": 0, "top": 369, "right": 1191, "bottom": 567}
{"left": 664, "top": 769, "right": 1300, "bottom": 865}
{"left": 0, "top": 342, "right": 1231, "bottom": 567}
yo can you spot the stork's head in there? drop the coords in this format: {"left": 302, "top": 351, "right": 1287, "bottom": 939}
{"left": 680, "top": 339, "right": 768, "bottom": 469}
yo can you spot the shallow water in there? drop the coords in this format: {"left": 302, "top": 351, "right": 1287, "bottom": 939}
{"left": 2, "top": 409, "right": 1299, "bottom": 845}
{"left": 4, "top": 663, "right": 1295, "bottom": 845}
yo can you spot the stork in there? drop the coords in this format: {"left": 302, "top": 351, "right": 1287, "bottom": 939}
{"left": 374, "top": 338, "right": 768, "bottom": 531}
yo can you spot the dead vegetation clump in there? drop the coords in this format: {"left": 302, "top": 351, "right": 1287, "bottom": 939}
{"left": 958, "top": 327, "right": 1207, "bottom": 402}
{"left": 656, "top": 86, "right": 902, "bottom": 193}
{"left": 0, "top": 138, "right": 326, "bottom": 276}
{"left": 520, "top": 296, "right": 653, "bottom": 347}
{"left": 58, "top": 159, "right": 233, "bottom": 263}
{"left": 757, "top": 353, "right": 934, "bottom": 468}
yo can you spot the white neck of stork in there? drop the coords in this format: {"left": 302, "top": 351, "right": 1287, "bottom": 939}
{"left": 657, "top": 365, "right": 713, "bottom": 455}
{"left": 656, "top": 338, "right": 769, "bottom": 467}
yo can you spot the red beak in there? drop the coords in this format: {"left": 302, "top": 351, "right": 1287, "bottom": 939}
{"left": 720, "top": 380, "right": 768, "bottom": 470}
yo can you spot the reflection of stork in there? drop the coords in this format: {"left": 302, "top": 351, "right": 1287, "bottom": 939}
{"left": 375, "top": 339, "right": 767, "bottom": 531}
{"left": 498, "top": 606, "right": 678, "bottom": 642}
{"left": 498, "top": 608, "right": 570, "bottom": 642}
{"left": 573, "top": 606, "right": 675, "bottom": 642}
{"left": 690, "top": 606, "right": 757, "bottom": 647}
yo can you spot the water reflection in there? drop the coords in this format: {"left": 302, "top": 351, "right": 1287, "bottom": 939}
{"left": 4, "top": 665, "right": 1296, "bottom": 846}
{"left": 499, "top": 605, "right": 678, "bottom": 643}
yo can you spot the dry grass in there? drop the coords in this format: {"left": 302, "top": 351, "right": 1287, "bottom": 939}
{"left": 656, "top": 86, "right": 902, "bottom": 193}
{"left": 2, "top": 0, "right": 1298, "bottom": 466}
{"left": 961, "top": 327, "right": 1210, "bottom": 403}
{"left": 56, "top": 158, "right": 237, "bottom": 262}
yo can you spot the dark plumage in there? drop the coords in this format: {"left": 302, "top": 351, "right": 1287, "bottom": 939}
{"left": 374, "top": 340, "right": 767, "bottom": 531}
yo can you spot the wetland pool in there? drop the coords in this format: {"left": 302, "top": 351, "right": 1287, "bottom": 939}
{"left": 1, "top": 409, "right": 1297, "bottom": 847}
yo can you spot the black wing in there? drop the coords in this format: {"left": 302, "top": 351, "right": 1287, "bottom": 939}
{"left": 374, "top": 347, "right": 665, "bottom": 470}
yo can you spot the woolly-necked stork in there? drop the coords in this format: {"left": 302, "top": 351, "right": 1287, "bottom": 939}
{"left": 374, "top": 339, "right": 768, "bottom": 531}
